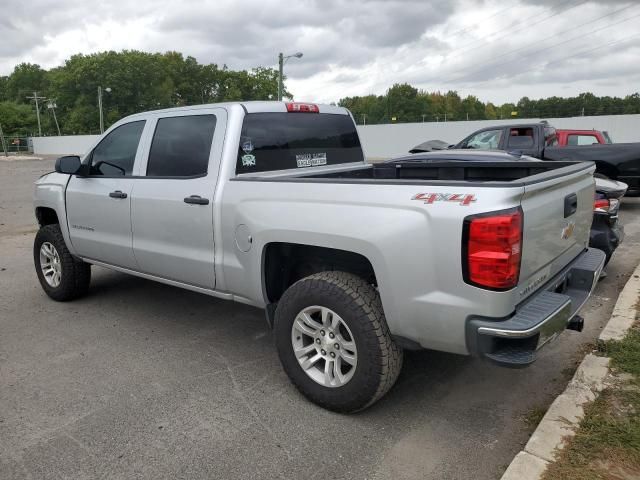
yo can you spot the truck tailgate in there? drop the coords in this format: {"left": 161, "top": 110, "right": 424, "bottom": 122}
{"left": 518, "top": 165, "right": 595, "bottom": 299}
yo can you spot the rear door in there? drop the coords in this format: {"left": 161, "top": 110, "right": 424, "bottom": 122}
{"left": 518, "top": 166, "right": 595, "bottom": 294}
{"left": 130, "top": 109, "right": 226, "bottom": 289}
{"left": 65, "top": 120, "right": 146, "bottom": 268}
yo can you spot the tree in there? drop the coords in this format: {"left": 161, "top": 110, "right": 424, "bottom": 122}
{"left": 5, "top": 63, "right": 48, "bottom": 103}
{"left": 0, "top": 101, "right": 37, "bottom": 136}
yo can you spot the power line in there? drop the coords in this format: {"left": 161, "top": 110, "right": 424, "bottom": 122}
{"left": 544, "top": 31, "right": 640, "bottom": 68}
{"left": 445, "top": 5, "right": 640, "bottom": 85}
{"left": 443, "top": 5, "right": 516, "bottom": 40}
{"left": 464, "top": 31, "right": 640, "bottom": 88}
{"left": 443, "top": 0, "right": 586, "bottom": 61}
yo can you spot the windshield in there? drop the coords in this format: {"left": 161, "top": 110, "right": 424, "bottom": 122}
{"left": 236, "top": 112, "right": 364, "bottom": 174}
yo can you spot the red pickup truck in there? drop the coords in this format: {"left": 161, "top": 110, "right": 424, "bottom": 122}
{"left": 555, "top": 129, "right": 613, "bottom": 146}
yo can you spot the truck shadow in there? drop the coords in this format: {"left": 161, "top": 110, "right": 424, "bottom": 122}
{"left": 68, "top": 267, "right": 558, "bottom": 479}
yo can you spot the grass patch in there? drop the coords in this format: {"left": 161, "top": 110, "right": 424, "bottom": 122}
{"left": 543, "top": 326, "right": 640, "bottom": 480}
{"left": 524, "top": 405, "right": 548, "bottom": 432}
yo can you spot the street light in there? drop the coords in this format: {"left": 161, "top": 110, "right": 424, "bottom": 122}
{"left": 47, "top": 101, "right": 61, "bottom": 136}
{"left": 98, "top": 86, "right": 112, "bottom": 134}
{"left": 278, "top": 52, "right": 303, "bottom": 101}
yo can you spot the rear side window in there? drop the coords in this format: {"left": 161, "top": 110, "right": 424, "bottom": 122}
{"left": 90, "top": 121, "right": 145, "bottom": 176}
{"left": 567, "top": 134, "right": 599, "bottom": 146}
{"left": 507, "top": 128, "right": 535, "bottom": 149}
{"left": 236, "top": 113, "right": 363, "bottom": 174}
{"left": 146, "top": 115, "right": 216, "bottom": 177}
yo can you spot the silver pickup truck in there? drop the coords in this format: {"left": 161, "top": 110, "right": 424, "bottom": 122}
{"left": 33, "top": 101, "right": 605, "bottom": 412}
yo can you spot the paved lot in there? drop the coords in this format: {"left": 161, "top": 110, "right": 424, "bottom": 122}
{"left": 1, "top": 157, "right": 640, "bottom": 480}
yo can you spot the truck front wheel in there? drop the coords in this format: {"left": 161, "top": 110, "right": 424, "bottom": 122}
{"left": 274, "top": 271, "right": 403, "bottom": 412}
{"left": 34, "top": 224, "right": 91, "bottom": 301}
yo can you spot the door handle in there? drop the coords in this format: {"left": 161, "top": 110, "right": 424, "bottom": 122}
{"left": 184, "top": 195, "right": 209, "bottom": 205}
{"left": 109, "top": 190, "right": 127, "bottom": 199}
{"left": 564, "top": 193, "right": 577, "bottom": 217}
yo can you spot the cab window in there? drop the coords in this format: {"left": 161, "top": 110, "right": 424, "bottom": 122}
{"left": 463, "top": 129, "right": 503, "bottom": 150}
{"left": 506, "top": 128, "right": 535, "bottom": 149}
{"left": 146, "top": 115, "right": 217, "bottom": 177}
{"left": 568, "top": 134, "right": 599, "bottom": 146}
{"left": 89, "top": 121, "right": 145, "bottom": 176}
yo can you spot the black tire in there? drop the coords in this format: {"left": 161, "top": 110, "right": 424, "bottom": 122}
{"left": 274, "top": 271, "right": 403, "bottom": 413}
{"left": 34, "top": 224, "right": 91, "bottom": 301}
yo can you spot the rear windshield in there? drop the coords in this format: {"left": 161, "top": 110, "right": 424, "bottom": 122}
{"left": 236, "top": 112, "right": 364, "bottom": 174}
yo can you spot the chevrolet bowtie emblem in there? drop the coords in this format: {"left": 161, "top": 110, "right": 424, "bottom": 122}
{"left": 561, "top": 221, "right": 576, "bottom": 240}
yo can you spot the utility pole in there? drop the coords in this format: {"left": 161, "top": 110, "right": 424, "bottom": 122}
{"left": 444, "top": 112, "right": 448, "bottom": 122}
{"left": 0, "top": 123, "right": 8, "bottom": 157}
{"left": 26, "top": 91, "right": 46, "bottom": 136}
{"left": 581, "top": 107, "right": 585, "bottom": 116}
{"left": 47, "top": 100, "right": 61, "bottom": 136}
{"left": 422, "top": 114, "right": 426, "bottom": 123}
{"left": 361, "top": 113, "right": 367, "bottom": 125}
{"left": 277, "top": 53, "right": 283, "bottom": 101}
{"left": 466, "top": 112, "right": 469, "bottom": 121}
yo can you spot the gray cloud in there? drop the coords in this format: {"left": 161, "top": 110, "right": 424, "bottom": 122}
{"left": 0, "top": 0, "right": 638, "bottom": 104}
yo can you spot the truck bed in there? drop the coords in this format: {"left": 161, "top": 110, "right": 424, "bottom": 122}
{"left": 237, "top": 160, "right": 592, "bottom": 186}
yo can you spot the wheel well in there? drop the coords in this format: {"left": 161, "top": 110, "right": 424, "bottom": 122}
{"left": 35, "top": 207, "right": 59, "bottom": 226}
{"left": 263, "top": 243, "right": 377, "bottom": 304}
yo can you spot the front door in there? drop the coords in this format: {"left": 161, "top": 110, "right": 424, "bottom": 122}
{"left": 131, "top": 110, "right": 224, "bottom": 289}
{"left": 66, "top": 120, "right": 146, "bottom": 269}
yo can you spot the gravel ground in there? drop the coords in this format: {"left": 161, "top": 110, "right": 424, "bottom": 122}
{"left": 1, "top": 157, "right": 640, "bottom": 480}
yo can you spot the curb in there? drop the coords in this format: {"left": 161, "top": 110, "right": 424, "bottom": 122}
{"left": 599, "top": 264, "right": 640, "bottom": 343}
{"left": 501, "top": 262, "right": 640, "bottom": 480}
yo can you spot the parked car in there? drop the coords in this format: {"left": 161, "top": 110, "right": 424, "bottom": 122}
{"left": 34, "top": 102, "right": 604, "bottom": 412}
{"left": 445, "top": 122, "right": 640, "bottom": 194}
{"left": 591, "top": 175, "right": 627, "bottom": 265}
{"left": 395, "top": 150, "right": 626, "bottom": 266}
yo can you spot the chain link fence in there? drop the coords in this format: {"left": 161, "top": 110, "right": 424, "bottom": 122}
{"left": 0, "top": 136, "right": 33, "bottom": 156}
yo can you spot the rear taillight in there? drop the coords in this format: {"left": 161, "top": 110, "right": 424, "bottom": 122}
{"left": 593, "top": 198, "right": 610, "bottom": 213}
{"left": 463, "top": 208, "right": 523, "bottom": 290}
{"left": 286, "top": 102, "right": 319, "bottom": 113}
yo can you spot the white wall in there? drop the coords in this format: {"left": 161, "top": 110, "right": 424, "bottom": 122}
{"left": 32, "top": 135, "right": 98, "bottom": 156}
{"left": 357, "top": 114, "right": 640, "bottom": 159}
{"left": 30, "top": 114, "right": 640, "bottom": 159}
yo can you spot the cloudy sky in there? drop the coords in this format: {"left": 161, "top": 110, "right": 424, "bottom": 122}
{"left": 1, "top": 0, "right": 639, "bottom": 104}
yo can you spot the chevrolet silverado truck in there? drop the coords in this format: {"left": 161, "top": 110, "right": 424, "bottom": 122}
{"left": 33, "top": 102, "right": 605, "bottom": 412}
{"left": 453, "top": 122, "right": 640, "bottom": 194}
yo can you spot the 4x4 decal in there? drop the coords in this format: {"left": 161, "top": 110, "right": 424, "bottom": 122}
{"left": 412, "top": 193, "right": 477, "bottom": 206}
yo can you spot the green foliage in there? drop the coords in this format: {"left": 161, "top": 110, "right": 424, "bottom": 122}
{"left": 340, "top": 88, "right": 640, "bottom": 124}
{"left": 1, "top": 49, "right": 639, "bottom": 135}
{"left": 0, "top": 101, "right": 37, "bottom": 136}
{"left": 0, "top": 50, "right": 286, "bottom": 136}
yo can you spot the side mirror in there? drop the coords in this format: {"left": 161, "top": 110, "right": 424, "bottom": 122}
{"left": 54, "top": 155, "right": 83, "bottom": 175}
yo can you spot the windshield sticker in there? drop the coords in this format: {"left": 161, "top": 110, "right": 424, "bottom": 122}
{"left": 296, "top": 153, "right": 327, "bottom": 168}
{"left": 241, "top": 138, "right": 254, "bottom": 154}
{"left": 412, "top": 193, "right": 476, "bottom": 206}
{"left": 241, "top": 154, "right": 256, "bottom": 167}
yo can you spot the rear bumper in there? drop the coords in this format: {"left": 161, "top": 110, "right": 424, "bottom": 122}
{"left": 466, "top": 247, "right": 606, "bottom": 367}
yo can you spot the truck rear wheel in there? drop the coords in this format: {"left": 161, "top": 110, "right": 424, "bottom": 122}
{"left": 274, "top": 271, "right": 403, "bottom": 412}
{"left": 34, "top": 224, "right": 91, "bottom": 301}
